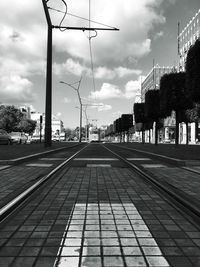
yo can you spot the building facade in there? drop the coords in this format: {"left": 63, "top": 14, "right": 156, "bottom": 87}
{"left": 30, "top": 112, "right": 64, "bottom": 137}
{"left": 178, "top": 9, "right": 200, "bottom": 71}
{"left": 141, "top": 65, "right": 175, "bottom": 143}
{"left": 141, "top": 65, "right": 174, "bottom": 101}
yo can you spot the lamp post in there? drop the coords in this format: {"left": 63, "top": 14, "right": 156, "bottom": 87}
{"left": 60, "top": 78, "right": 83, "bottom": 142}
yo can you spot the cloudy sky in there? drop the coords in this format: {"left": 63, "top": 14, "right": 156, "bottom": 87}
{"left": 0, "top": 0, "right": 199, "bottom": 128}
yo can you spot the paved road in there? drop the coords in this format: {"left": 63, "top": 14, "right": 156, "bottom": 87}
{"left": 0, "top": 143, "right": 200, "bottom": 267}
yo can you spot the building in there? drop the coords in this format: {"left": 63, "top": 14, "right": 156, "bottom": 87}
{"left": 30, "top": 112, "right": 64, "bottom": 137}
{"left": 140, "top": 65, "right": 175, "bottom": 143}
{"left": 178, "top": 9, "right": 200, "bottom": 71}
{"left": 19, "top": 106, "right": 31, "bottom": 119}
{"left": 141, "top": 64, "right": 174, "bottom": 101}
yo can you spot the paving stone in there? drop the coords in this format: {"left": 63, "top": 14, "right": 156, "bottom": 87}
{"left": 104, "top": 256, "right": 124, "bottom": 266}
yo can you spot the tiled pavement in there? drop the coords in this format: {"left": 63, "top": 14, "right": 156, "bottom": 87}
{"left": 0, "top": 158, "right": 200, "bottom": 267}
{"left": 0, "top": 147, "right": 82, "bottom": 209}
{"left": 105, "top": 144, "right": 200, "bottom": 205}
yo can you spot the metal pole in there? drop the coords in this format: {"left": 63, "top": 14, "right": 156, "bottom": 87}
{"left": 44, "top": 25, "right": 52, "bottom": 147}
{"left": 80, "top": 103, "right": 82, "bottom": 142}
{"left": 42, "top": 0, "right": 53, "bottom": 147}
{"left": 77, "top": 88, "right": 82, "bottom": 142}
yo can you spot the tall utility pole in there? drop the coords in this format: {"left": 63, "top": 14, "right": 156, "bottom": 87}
{"left": 42, "top": 0, "right": 53, "bottom": 147}
{"left": 42, "top": 0, "right": 119, "bottom": 147}
{"left": 60, "top": 78, "right": 82, "bottom": 142}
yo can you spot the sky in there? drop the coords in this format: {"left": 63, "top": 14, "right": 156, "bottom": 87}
{"left": 0, "top": 0, "right": 199, "bottom": 128}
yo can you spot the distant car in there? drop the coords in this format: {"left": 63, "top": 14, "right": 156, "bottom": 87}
{"left": 31, "top": 135, "right": 44, "bottom": 143}
{"left": 59, "top": 132, "right": 66, "bottom": 141}
{"left": 52, "top": 134, "right": 60, "bottom": 142}
{"left": 10, "top": 132, "right": 27, "bottom": 144}
{"left": 0, "top": 129, "right": 12, "bottom": 145}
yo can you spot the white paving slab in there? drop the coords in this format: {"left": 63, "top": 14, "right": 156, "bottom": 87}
{"left": 74, "top": 158, "right": 119, "bottom": 161}
{"left": 26, "top": 163, "right": 53, "bottom": 167}
{"left": 141, "top": 164, "right": 166, "bottom": 168}
{"left": 127, "top": 158, "right": 151, "bottom": 161}
{"left": 54, "top": 203, "right": 169, "bottom": 267}
{"left": 87, "top": 164, "right": 111, "bottom": 167}
{"left": 40, "top": 158, "right": 65, "bottom": 161}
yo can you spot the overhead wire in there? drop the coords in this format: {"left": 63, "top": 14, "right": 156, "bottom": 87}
{"left": 58, "top": 0, "right": 68, "bottom": 31}
{"left": 88, "top": 0, "right": 98, "bottom": 125}
{"left": 48, "top": 6, "right": 116, "bottom": 29}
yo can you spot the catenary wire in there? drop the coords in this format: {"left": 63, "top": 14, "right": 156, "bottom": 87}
{"left": 48, "top": 6, "right": 116, "bottom": 29}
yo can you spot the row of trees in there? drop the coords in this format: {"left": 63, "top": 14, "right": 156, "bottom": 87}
{"left": 105, "top": 114, "right": 133, "bottom": 141}
{"left": 134, "top": 38, "right": 200, "bottom": 145}
{"left": 0, "top": 105, "right": 36, "bottom": 134}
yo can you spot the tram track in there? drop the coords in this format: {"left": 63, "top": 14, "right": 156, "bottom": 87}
{"left": 0, "top": 143, "right": 88, "bottom": 224}
{"left": 0, "top": 143, "right": 200, "bottom": 266}
{"left": 1, "top": 142, "right": 200, "bottom": 230}
{"left": 103, "top": 143, "right": 200, "bottom": 229}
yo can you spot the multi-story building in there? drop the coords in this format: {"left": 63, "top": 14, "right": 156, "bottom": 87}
{"left": 141, "top": 64, "right": 174, "bottom": 101}
{"left": 178, "top": 9, "right": 200, "bottom": 71}
{"left": 141, "top": 65, "right": 176, "bottom": 143}
{"left": 30, "top": 112, "right": 64, "bottom": 137}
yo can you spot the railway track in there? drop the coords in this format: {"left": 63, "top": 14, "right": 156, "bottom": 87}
{"left": 0, "top": 143, "right": 200, "bottom": 267}
{"left": 103, "top": 144, "right": 200, "bottom": 228}
{"left": 1, "top": 143, "right": 200, "bottom": 227}
{"left": 0, "top": 143, "right": 88, "bottom": 223}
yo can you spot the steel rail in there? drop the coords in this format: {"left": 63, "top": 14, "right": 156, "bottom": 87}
{"left": 0, "top": 144, "right": 89, "bottom": 223}
{"left": 103, "top": 144, "right": 200, "bottom": 228}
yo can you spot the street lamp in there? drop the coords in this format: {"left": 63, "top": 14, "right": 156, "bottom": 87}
{"left": 60, "top": 78, "right": 83, "bottom": 142}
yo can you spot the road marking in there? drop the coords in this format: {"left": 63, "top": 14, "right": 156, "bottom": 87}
{"left": 40, "top": 158, "right": 65, "bottom": 161}
{"left": 141, "top": 164, "right": 166, "bottom": 168}
{"left": 87, "top": 164, "right": 111, "bottom": 167}
{"left": 54, "top": 203, "right": 169, "bottom": 267}
{"left": 26, "top": 163, "right": 53, "bottom": 167}
{"left": 0, "top": 165, "right": 10, "bottom": 170}
{"left": 74, "top": 158, "right": 119, "bottom": 161}
{"left": 127, "top": 158, "right": 151, "bottom": 161}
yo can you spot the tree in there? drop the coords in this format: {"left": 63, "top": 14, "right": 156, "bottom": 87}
{"left": 159, "top": 72, "right": 193, "bottom": 145}
{"left": 186, "top": 38, "right": 200, "bottom": 102}
{"left": 0, "top": 105, "right": 24, "bottom": 132}
{"left": 17, "top": 119, "right": 37, "bottom": 135}
{"left": 145, "top": 90, "right": 161, "bottom": 145}
{"left": 121, "top": 114, "right": 133, "bottom": 142}
{"left": 134, "top": 103, "right": 149, "bottom": 144}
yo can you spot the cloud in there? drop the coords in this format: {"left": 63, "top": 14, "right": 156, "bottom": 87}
{"left": 63, "top": 97, "right": 71, "bottom": 103}
{"left": 56, "top": 112, "right": 62, "bottom": 117}
{"left": 89, "top": 76, "right": 145, "bottom": 101}
{"left": 89, "top": 83, "right": 122, "bottom": 100}
{"left": 90, "top": 103, "right": 112, "bottom": 112}
{"left": 153, "top": 31, "right": 164, "bottom": 40}
{"left": 94, "top": 67, "right": 116, "bottom": 80}
{"left": 94, "top": 66, "right": 142, "bottom": 79}
{"left": 53, "top": 58, "right": 89, "bottom": 76}
{"left": 112, "top": 111, "right": 122, "bottom": 118}
{"left": 124, "top": 76, "right": 145, "bottom": 99}
{"left": 53, "top": 0, "right": 167, "bottom": 64}
{"left": 0, "top": 75, "right": 36, "bottom": 104}
{"left": 54, "top": 58, "right": 142, "bottom": 80}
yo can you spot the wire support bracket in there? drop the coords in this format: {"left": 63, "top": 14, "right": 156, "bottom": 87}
{"left": 52, "top": 25, "right": 119, "bottom": 31}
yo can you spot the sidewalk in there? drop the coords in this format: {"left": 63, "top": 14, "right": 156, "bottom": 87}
{"left": 0, "top": 142, "right": 79, "bottom": 164}
{"left": 115, "top": 143, "right": 200, "bottom": 166}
